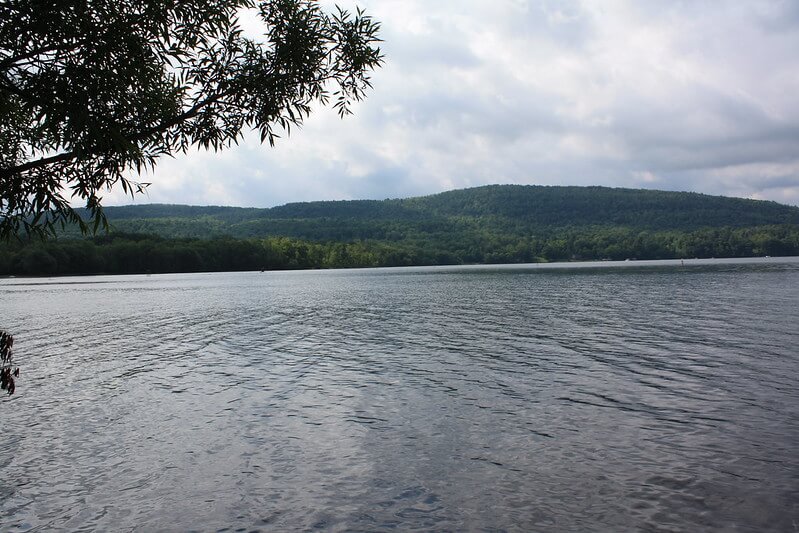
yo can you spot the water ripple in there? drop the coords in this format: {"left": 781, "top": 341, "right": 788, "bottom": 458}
{"left": 1, "top": 259, "right": 798, "bottom": 531}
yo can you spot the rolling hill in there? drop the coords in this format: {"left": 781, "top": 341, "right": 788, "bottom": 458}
{"left": 4, "top": 185, "right": 798, "bottom": 276}
{"left": 95, "top": 184, "right": 799, "bottom": 240}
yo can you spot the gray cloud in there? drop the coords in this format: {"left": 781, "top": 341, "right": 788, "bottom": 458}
{"left": 106, "top": 0, "right": 799, "bottom": 208}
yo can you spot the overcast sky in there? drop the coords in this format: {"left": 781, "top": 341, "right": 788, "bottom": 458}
{"left": 110, "top": 0, "right": 799, "bottom": 207}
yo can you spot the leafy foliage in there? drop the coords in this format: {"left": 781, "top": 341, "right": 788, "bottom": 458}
{"left": 0, "top": 0, "right": 382, "bottom": 238}
{"left": 1, "top": 331, "right": 18, "bottom": 396}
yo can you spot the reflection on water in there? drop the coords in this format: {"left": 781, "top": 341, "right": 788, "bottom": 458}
{"left": 1, "top": 258, "right": 798, "bottom": 531}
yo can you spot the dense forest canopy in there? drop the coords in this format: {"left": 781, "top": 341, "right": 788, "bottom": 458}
{"left": 2, "top": 185, "right": 798, "bottom": 276}
{"left": 87, "top": 185, "right": 799, "bottom": 235}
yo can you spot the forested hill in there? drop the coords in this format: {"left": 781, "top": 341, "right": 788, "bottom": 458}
{"left": 95, "top": 185, "right": 799, "bottom": 239}
{"left": 5, "top": 185, "right": 799, "bottom": 276}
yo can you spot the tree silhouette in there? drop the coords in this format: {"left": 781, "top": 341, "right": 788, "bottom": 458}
{"left": 0, "top": 331, "right": 18, "bottom": 396}
{"left": 0, "top": 0, "right": 382, "bottom": 238}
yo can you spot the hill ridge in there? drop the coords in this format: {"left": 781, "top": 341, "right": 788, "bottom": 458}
{"left": 93, "top": 184, "right": 799, "bottom": 240}
{"left": 6, "top": 184, "right": 797, "bottom": 276}
{"left": 102, "top": 184, "right": 795, "bottom": 215}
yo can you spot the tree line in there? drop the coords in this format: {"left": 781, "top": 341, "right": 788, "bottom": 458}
{"left": 2, "top": 225, "right": 797, "bottom": 277}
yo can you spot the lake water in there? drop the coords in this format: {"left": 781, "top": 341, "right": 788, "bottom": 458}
{"left": 1, "top": 258, "right": 798, "bottom": 531}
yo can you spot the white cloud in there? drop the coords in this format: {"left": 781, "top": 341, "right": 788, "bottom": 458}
{"left": 107, "top": 0, "right": 799, "bottom": 208}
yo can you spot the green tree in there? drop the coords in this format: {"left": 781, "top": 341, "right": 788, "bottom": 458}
{"left": 11, "top": 246, "right": 58, "bottom": 275}
{"left": 0, "top": 0, "right": 382, "bottom": 238}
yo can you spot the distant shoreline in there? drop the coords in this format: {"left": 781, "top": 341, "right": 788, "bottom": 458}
{"left": 2, "top": 255, "right": 795, "bottom": 282}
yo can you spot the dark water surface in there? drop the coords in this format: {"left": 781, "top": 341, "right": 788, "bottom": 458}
{"left": 1, "top": 258, "right": 798, "bottom": 531}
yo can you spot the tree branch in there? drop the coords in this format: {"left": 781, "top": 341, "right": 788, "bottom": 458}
{"left": 0, "top": 92, "right": 225, "bottom": 178}
{"left": 0, "top": 41, "right": 86, "bottom": 70}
